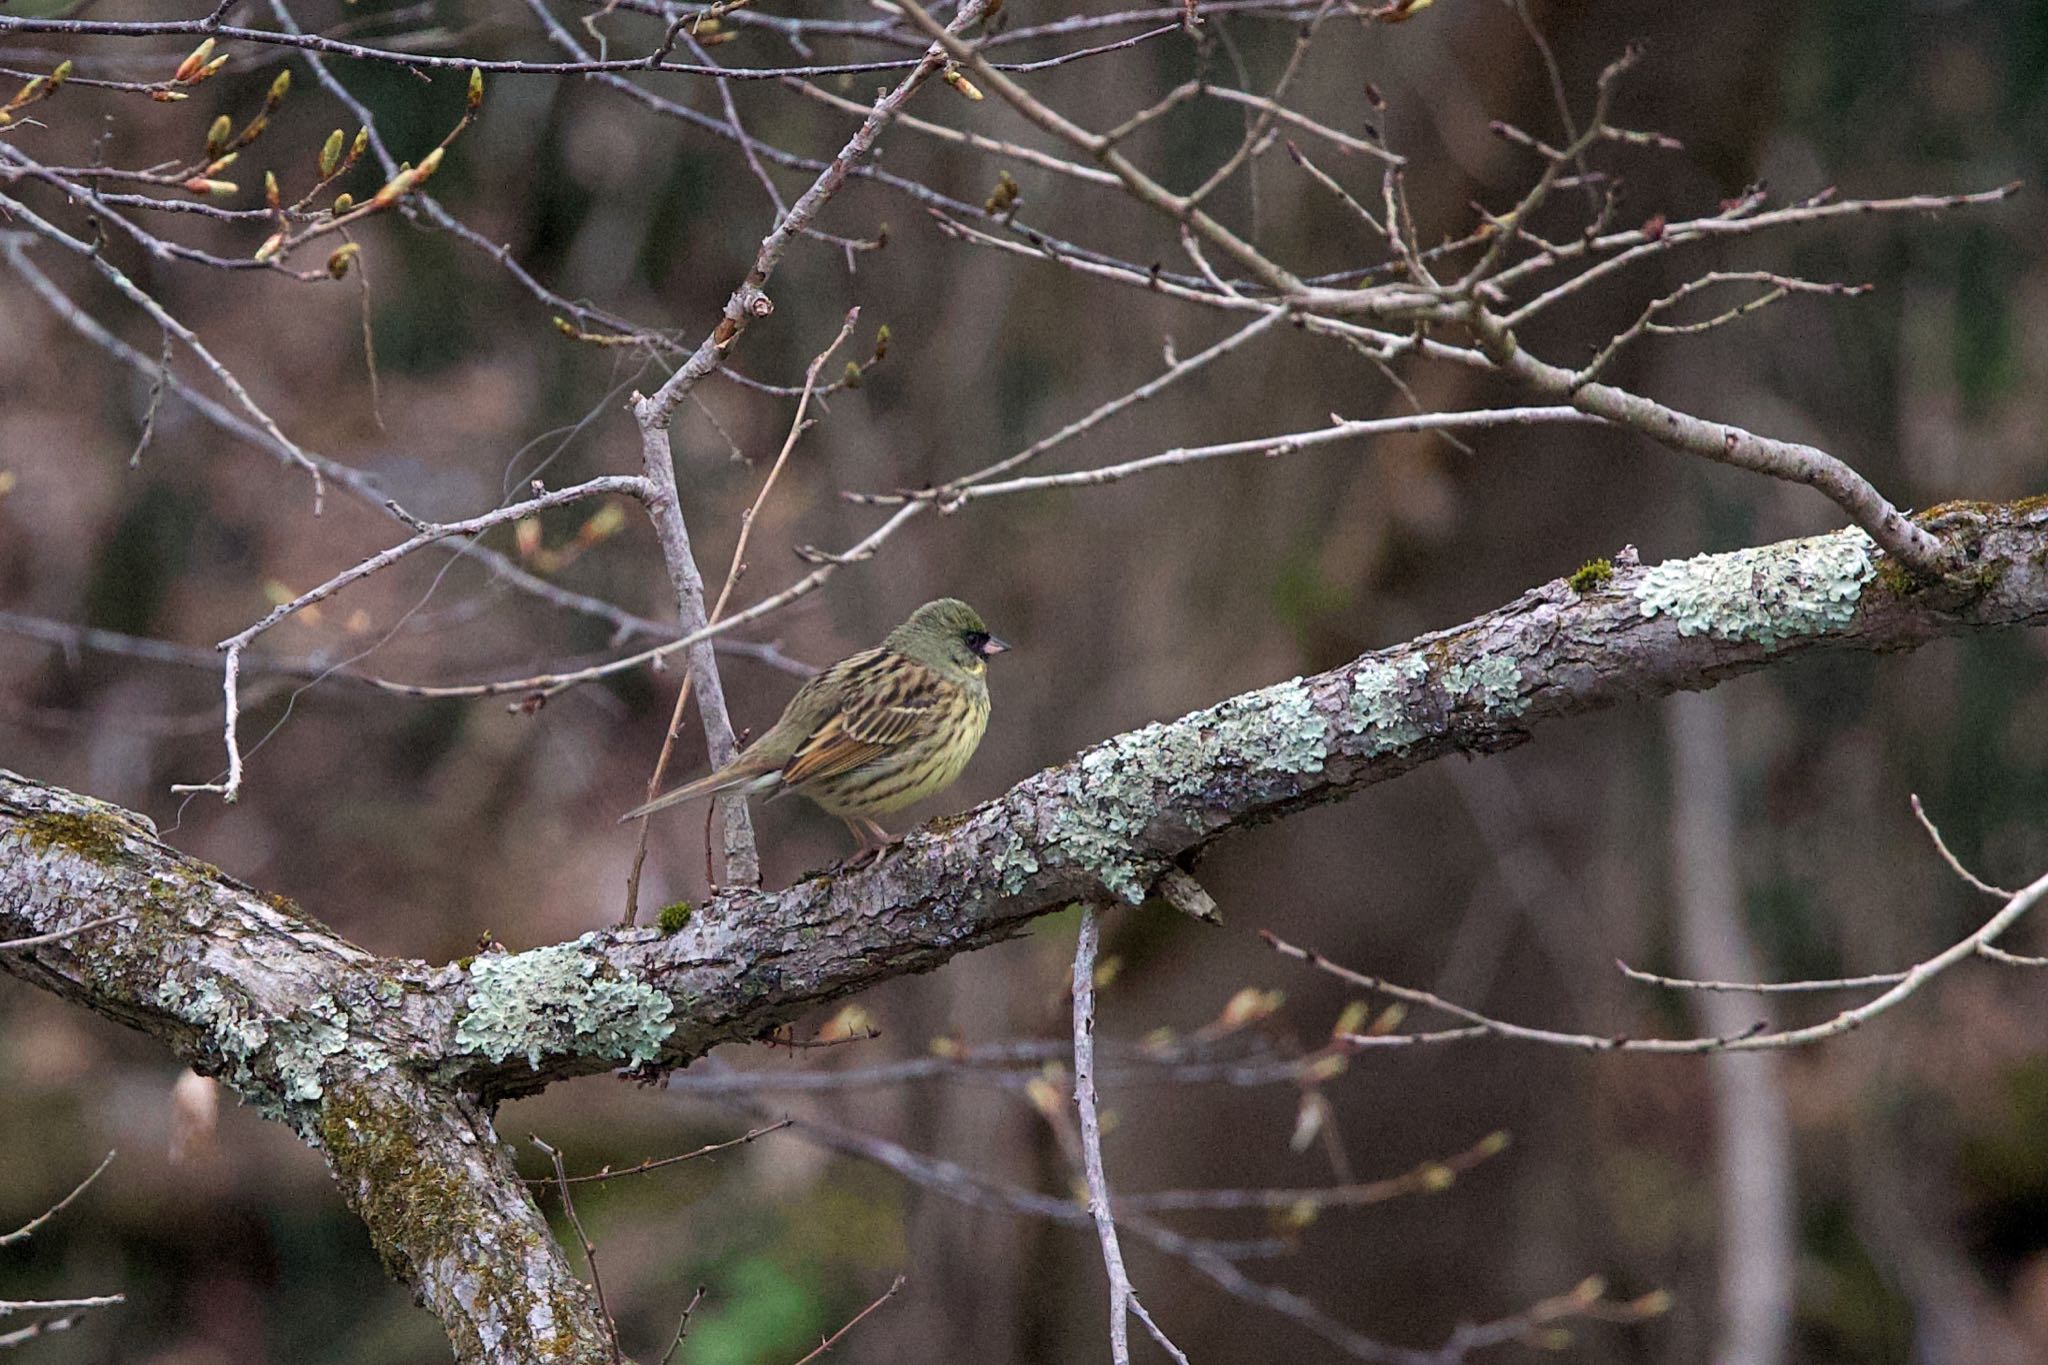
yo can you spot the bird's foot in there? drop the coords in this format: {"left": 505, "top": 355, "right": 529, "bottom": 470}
{"left": 840, "top": 816, "right": 899, "bottom": 870}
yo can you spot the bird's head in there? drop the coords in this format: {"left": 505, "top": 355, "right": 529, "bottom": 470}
{"left": 888, "top": 598, "right": 1011, "bottom": 680}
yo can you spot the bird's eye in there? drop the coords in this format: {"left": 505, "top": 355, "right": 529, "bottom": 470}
{"left": 964, "top": 631, "right": 989, "bottom": 655}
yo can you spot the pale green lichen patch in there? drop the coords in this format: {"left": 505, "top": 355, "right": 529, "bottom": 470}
{"left": 1212, "top": 678, "right": 1328, "bottom": 776}
{"left": 272, "top": 996, "right": 352, "bottom": 1103}
{"left": 454, "top": 944, "right": 674, "bottom": 1069}
{"left": 1047, "top": 755, "right": 1159, "bottom": 904}
{"left": 1635, "top": 530, "right": 1874, "bottom": 649}
{"left": 1342, "top": 655, "right": 1429, "bottom": 754}
{"left": 1443, "top": 654, "right": 1525, "bottom": 717}
{"left": 990, "top": 818, "right": 1041, "bottom": 896}
{"left": 155, "top": 975, "right": 271, "bottom": 1091}
{"left": 1026, "top": 677, "right": 1334, "bottom": 903}
{"left": 154, "top": 976, "right": 373, "bottom": 1122}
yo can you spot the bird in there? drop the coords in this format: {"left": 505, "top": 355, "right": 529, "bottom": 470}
{"left": 620, "top": 598, "right": 1010, "bottom": 856}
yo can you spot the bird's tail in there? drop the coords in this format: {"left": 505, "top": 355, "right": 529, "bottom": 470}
{"left": 618, "top": 764, "right": 778, "bottom": 822}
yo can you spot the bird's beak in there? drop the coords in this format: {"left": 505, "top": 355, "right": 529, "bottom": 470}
{"left": 979, "top": 635, "right": 1011, "bottom": 657}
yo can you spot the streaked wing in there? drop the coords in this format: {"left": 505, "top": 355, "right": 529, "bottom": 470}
{"left": 779, "top": 651, "right": 946, "bottom": 788}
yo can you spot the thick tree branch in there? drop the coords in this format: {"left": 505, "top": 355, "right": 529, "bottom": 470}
{"left": 320, "top": 1076, "right": 617, "bottom": 1363}
{"left": 4, "top": 497, "right": 2046, "bottom": 1357}
{"left": 7, "top": 497, "right": 2045, "bottom": 1088}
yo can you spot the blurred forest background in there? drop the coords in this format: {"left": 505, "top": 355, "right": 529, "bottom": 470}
{"left": 4, "top": 0, "right": 2048, "bottom": 1361}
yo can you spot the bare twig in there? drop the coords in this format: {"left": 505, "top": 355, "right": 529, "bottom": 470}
{"left": 171, "top": 477, "right": 650, "bottom": 800}
{"left": 1623, "top": 795, "right": 2048, "bottom": 991}
{"left": 0, "top": 1295, "right": 126, "bottom": 1318}
{"left": 634, "top": 413, "right": 759, "bottom": 888}
{"left": 624, "top": 312, "right": 860, "bottom": 917}
{"left": 1073, "top": 905, "right": 1135, "bottom": 1364}
{"left": 927, "top": 307, "right": 1290, "bottom": 495}
{"left": 0, "top": 11, "right": 1161, "bottom": 80}
{"left": 1269, "top": 865, "right": 2048, "bottom": 1053}
{"left": 1, "top": 1152, "right": 115, "bottom": 1247}
{"left": 0, "top": 915, "right": 130, "bottom": 956}
{"left": 1118, "top": 1130, "right": 1508, "bottom": 1212}
{"left": 1495, "top": 185, "right": 2018, "bottom": 325}
{"left": 787, "top": 1275, "right": 906, "bottom": 1365}
{"left": 1573, "top": 271, "right": 1869, "bottom": 388}
{"left": 657, "top": 1286, "right": 706, "bottom": 1365}
{"left": 933, "top": 407, "right": 1601, "bottom": 502}
{"left": 531, "top": 1137, "right": 624, "bottom": 1362}
{"left": 536, "top": 1121, "right": 791, "bottom": 1186}
{"left": 0, "top": 196, "right": 325, "bottom": 512}
{"left": 0, "top": 242, "right": 711, "bottom": 657}
{"left": 1911, "top": 792, "right": 2015, "bottom": 898}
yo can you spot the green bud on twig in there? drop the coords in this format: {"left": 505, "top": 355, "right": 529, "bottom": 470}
{"left": 318, "top": 129, "right": 345, "bottom": 178}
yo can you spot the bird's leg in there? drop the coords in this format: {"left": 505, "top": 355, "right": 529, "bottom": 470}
{"left": 841, "top": 815, "right": 898, "bottom": 869}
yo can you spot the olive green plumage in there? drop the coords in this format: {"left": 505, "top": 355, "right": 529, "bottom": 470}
{"left": 621, "top": 599, "right": 1010, "bottom": 849}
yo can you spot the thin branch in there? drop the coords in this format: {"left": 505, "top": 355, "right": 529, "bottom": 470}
{"left": 657, "top": 1286, "right": 705, "bottom": 1365}
{"left": 1285, "top": 140, "right": 1387, "bottom": 240}
{"left": 687, "top": 28, "right": 789, "bottom": 219}
{"left": 659, "top": 1034, "right": 1326, "bottom": 1096}
{"left": 1573, "top": 271, "right": 1868, "bottom": 389}
{"left": 531, "top": 1137, "right": 624, "bottom": 1362}
{"left": 786, "top": 77, "right": 1121, "bottom": 188}
{"left": 1117, "top": 1130, "right": 1508, "bottom": 1212}
{"left": 624, "top": 312, "right": 859, "bottom": 916}
{"left": 0, "top": 915, "right": 129, "bottom": 955}
{"left": 632, "top": 406, "right": 758, "bottom": 888}
{"left": 0, "top": 1309, "right": 106, "bottom": 1349}
{"left": 0, "top": 12, "right": 1159, "bottom": 80}
{"left": 0, "top": 1152, "right": 115, "bottom": 1247}
{"left": 787, "top": 1275, "right": 906, "bottom": 1365}
{"left": 1615, "top": 961, "right": 1918, "bottom": 995}
{"left": 0, "top": 241, "right": 700, "bottom": 655}
{"left": 939, "top": 307, "right": 1290, "bottom": 492}
{"left": 1186, "top": 3, "right": 1333, "bottom": 209}
{"left": 294, "top": 502, "right": 928, "bottom": 703}
{"left": 539, "top": 1121, "right": 792, "bottom": 1187}
{"left": 0, "top": 608, "right": 812, "bottom": 689}
{"left": 1495, "top": 184, "right": 2018, "bottom": 325}
{"left": 1623, "top": 794, "right": 2048, "bottom": 991}
{"left": 935, "top": 407, "right": 1602, "bottom": 502}
{"left": 172, "top": 477, "right": 652, "bottom": 800}
{"left": 0, "top": 1296, "right": 126, "bottom": 1318}
{"left": 1073, "top": 904, "right": 1135, "bottom": 1365}
{"left": 1268, "top": 865, "right": 2048, "bottom": 1053}
{"left": 1912, "top": 792, "right": 2014, "bottom": 898}
{"left": 1206, "top": 85, "right": 1401, "bottom": 165}
{"left": 0, "top": 196, "right": 325, "bottom": 512}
